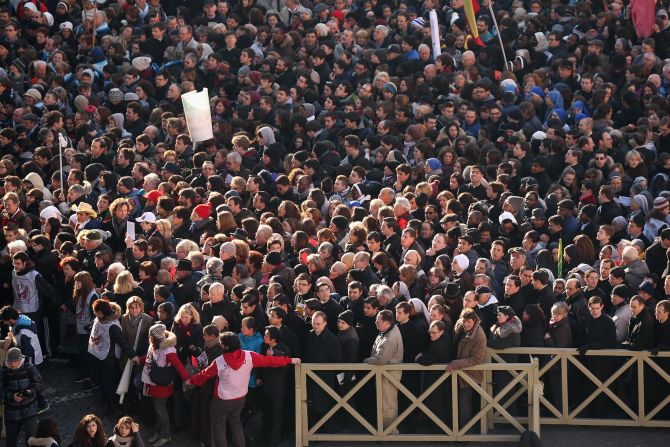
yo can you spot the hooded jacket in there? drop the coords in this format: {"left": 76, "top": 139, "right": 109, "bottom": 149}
{"left": 24, "top": 172, "right": 52, "bottom": 201}
{"left": 12, "top": 314, "right": 43, "bottom": 365}
{"left": 141, "top": 331, "right": 190, "bottom": 398}
{"left": 189, "top": 349, "right": 292, "bottom": 400}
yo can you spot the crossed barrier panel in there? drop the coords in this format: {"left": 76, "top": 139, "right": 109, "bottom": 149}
{"left": 485, "top": 348, "right": 670, "bottom": 428}
{"left": 294, "top": 359, "right": 541, "bottom": 446}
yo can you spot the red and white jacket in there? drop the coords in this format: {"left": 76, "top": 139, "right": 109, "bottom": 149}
{"left": 190, "top": 349, "right": 292, "bottom": 400}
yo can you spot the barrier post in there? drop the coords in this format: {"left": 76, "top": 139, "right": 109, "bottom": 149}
{"left": 295, "top": 364, "right": 303, "bottom": 447}
{"left": 530, "top": 357, "right": 541, "bottom": 437}
{"left": 638, "top": 354, "right": 645, "bottom": 424}
{"left": 375, "top": 366, "right": 383, "bottom": 440}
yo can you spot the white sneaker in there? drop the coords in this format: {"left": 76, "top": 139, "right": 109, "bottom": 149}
{"left": 153, "top": 437, "right": 172, "bottom": 447}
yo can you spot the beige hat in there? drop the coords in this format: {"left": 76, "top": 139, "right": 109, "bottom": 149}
{"left": 72, "top": 202, "right": 98, "bottom": 218}
{"left": 24, "top": 88, "right": 42, "bottom": 101}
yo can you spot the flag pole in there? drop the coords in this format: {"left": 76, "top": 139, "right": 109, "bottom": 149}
{"left": 487, "top": 1, "right": 510, "bottom": 71}
{"left": 58, "top": 134, "right": 68, "bottom": 209}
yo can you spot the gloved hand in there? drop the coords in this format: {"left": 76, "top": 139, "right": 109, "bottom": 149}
{"left": 650, "top": 347, "right": 659, "bottom": 356}
{"left": 577, "top": 346, "right": 588, "bottom": 356}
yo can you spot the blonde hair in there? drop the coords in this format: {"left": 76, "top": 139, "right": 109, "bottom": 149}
{"left": 155, "top": 219, "right": 173, "bottom": 238}
{"left": 175, "top": 303, "right": 200, "bottom": 325}
{"left": 114, "top": 271, "right": 137, "bottom": 294}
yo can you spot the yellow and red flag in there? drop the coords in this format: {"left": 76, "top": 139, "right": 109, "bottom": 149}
{"left": 464, "top": 0, "right": 485, "bottom": 47}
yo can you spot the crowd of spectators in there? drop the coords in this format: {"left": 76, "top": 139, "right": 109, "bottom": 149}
{"left": 2, "top": 0, "right": 670, "bottom": 445}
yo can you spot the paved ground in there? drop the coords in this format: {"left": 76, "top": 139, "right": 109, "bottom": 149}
{"left": 11, "top": 359, "right": 670, "bottom": 446}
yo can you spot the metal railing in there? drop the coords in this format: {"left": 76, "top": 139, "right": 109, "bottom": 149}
{"left": 486, "top": 348, "right": 670, "bottom": 428}
{"left": 294, "top": 359, "right": 541, "bottom": 446}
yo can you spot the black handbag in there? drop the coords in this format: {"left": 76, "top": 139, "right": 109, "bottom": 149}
{"left": 149, "top": 359, "right": 176, "bottom": 386}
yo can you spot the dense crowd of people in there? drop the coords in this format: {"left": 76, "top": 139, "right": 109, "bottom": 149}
{"left": 2, "top": 0, "right": 670, "bottom": 445}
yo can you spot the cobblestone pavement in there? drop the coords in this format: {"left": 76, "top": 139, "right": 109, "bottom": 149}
{"left": 13, "top": 359, "right": 670, "bottom": 447}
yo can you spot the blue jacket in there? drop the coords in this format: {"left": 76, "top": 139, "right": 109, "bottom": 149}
{"left": 13, "top": 315, "right": 42, "bottom": 365}
{"left": 239, "top": 332, "right": 263, "bottom": 388}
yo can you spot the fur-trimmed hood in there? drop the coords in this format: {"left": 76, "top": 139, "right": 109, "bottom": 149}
{"left": 158, "top": 330, "right": 177, "bottom": 350}
{"left": 27, "top": 437, "right": 58, "bottom": 446}
{"left": 492, "top": 316, "right": 523, "bottom": 338}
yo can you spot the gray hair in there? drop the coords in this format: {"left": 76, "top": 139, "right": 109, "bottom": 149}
{"left": 206, "top": 257, "right": 224, "bottom": 275}
{"left": 552, "top": 301, "right": 569, "bottom": 315}
{"left": 256, "top": 224, "right": 273, "bottom": 240}
{"left": 209, "top": 281, "right": 224, "bottom": 297}
{"left": 377, "top": 285, "right": 394, "bottom": 300}
{"left": 227, "top": 151, "right": 242, "bottom": 164}
{"left": 160, "top": 257, "right": 177, "bottom": 271}
{"left": 143, "top": 173, "right": 160, "bottom": 191}
{"left": 69, "top": 184, "right": 85, "bottom": 196}
{"left": 7, "top": 240, "right": 27, "bottom": 255}
{"left": 108, "top": 262, "right": 126, "bottom": 277}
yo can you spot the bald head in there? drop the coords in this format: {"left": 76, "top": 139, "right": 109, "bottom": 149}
{"left": 461, "top": 51, "right": 476, "bottom": 66}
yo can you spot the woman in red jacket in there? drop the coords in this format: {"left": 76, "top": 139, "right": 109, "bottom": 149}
{"left": 140, "top": 324, "right": 190, "bottom": 447}
{"left": 185, "top": 332, "right": 301, "bottom": 447}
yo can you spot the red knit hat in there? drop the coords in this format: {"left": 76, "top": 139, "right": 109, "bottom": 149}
{"left": 145, "top": 190, "right": 162, "bottom": 203}
{"left": 579, "top": 193, "right": 597, "bottom": 205}
{"left": 193, "top": 203, "right": 211, "bottom": 219}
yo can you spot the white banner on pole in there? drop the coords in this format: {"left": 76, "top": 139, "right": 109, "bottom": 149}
{"left": 429, "top": 10, "right": 442, "bottom": 60}
{"left": 181, "top": 88, "right": 214, "bottom": 143}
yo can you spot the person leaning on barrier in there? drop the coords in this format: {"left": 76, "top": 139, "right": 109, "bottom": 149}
{"left": 579, "top": 296, "right": 617, "bottom": 354}
{"left": 415, "top": 320, "right": 453, "bottom": 424}
{"left": 619, "top": 295, "right": 655, "bottom": 350}
{"left": 445, "top": 308, "right": 487, "bottom": 426}
{"left": 543, "top": 302, "right": 573, "bottom": 412}
{"left": 364, "top": 309, "right": 404, "bottom": 431}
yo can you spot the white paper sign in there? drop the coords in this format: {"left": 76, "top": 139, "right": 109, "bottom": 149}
{"left": 429, "top": 10, "right": 442, "bottom": 59}
{"left": 181, "top": 88, "right": 214, "bottom": 143}
{"left": 127, "top": 222, "right": 136, "bottom": 241}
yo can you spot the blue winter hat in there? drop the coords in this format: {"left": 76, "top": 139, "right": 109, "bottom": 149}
{"left": 427, "top": 158, "right": 442, "bottom": 171}
{"left": 89, "top": 46, "right": 105, "bottom": 63}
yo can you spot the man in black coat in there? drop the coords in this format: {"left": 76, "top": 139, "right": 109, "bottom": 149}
{"left": 336, "top": 310, "right": 360, "bottom": 396}
{"left": 173, "top": 259, "right": 198, "bottom": 306}
{"left": 579, "top": 296, "right": 617, "bottom": 417}
{"left": 356, "top": 297, "right": 380, "bottom": 362}
{"left": 645, "top": 228, "right": 670, "bottom": 279}
{"left": 565, "top": 278, "right": 591, "bottom": 346}
{"left": 200, "top": 282, "right": 242, "bottom": 332}
{"left": 620, "top": 296, "right": 655, "bottom": 351}
{"left": 531, "top": 270, "right": 556, "bottom": 322}
{"left": 303, "top": 312, "right": 343, "bottom": 425}
{"left": 381, "top": 217, "right": 403, "bottom": 262}
{"left": 268, "top": 306, "right": 301, "bottom": 358}
{"left": 501, "top": 275, "right": 526, "bottom": 318}
{"left": 316, "top": 283, "right": 344, "bottom": 334}
{"left": 416, "top": 320, "right": 453, "bottom": 422}
{"left": 395, "top": 302, "right": 428, "bottom": 429}
{"left": 339, "top": 281, "right": 365, "bottom": 326}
